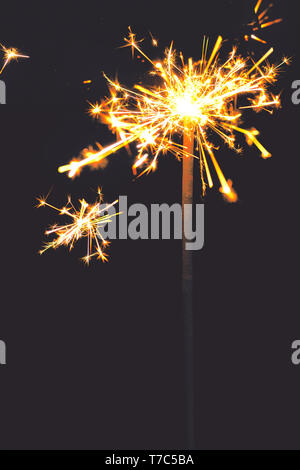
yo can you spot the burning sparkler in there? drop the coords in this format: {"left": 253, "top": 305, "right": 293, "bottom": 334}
{"left": 244, "top": 0, "right": 283, "bottom": 45}
{"left": 38, "top": 189, "right": 119, "bottom": 264}
{"left": 0, "top": 45, "right": 29, "bottom": 75}
{"left": 58, "top": 28, "right": 284, "bottom": 202}
{"left": 48, "top": 22, "right": 287, "bottom": 450}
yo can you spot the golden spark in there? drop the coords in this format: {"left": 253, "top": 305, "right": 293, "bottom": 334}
{"left": 58, "top": 29, "right": 285, "bottom": 202}
{"left": 149, "top": 32, "right": 158, "bottom": 48}
{"left": 37, "top": 190, "right": 119, "bottom": 264}
{"left": 245, "top": 0, "right": 283, "bottom": 44}
{"left": 0, "top": 45, "right": 29, "bottom": 75}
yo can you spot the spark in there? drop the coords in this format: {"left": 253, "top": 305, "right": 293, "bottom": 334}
{"left": 254, "top": 0, "right": 263, "bottom": 15}
{"left": 59, "top": 29, "right": 285, "bottom": 202}
{"left": 89, "top": 102, "right": 102, "bottom": 117}
{"left": 0, "top": 45, "right": 29, "bottom": 75}
{"left": 37, "top": 189, "right": 119, "bottom": 264}
{"left": 245, "top": 1, "right": 283, "bottom": 44}
{"left": 149, "top": 32, "right": 158, "bottom": 47}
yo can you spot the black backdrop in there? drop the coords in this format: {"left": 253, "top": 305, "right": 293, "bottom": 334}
{"left": 0, "top": 0, "right": 299, "bottom": 450}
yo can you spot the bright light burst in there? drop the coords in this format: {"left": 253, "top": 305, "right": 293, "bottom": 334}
{"left": 0, "top": 44, "right": 29, "bottom": 75}
{"left": 244, "top": 0, "right": 283, "bottom": 45}
{"left": 58, "top": 28, "right": 285, "bottom": 202}
{"left": 38, "top": 190, "right": 119, "bottom": 264}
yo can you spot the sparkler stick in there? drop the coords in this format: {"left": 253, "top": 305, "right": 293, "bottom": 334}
{"left": 182, "top": 35, "right": 229, "bottom": 447}
{"left": 182, "top": 124, "right": 195, "bottom": 449}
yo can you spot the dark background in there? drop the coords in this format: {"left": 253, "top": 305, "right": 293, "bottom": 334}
{"left": 0, "top": 0, "right": 299, "bottom": 450}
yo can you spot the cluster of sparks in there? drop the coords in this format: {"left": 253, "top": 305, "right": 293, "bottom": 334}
{"left": 58, "top": 27, "right": 285, "bottom": 203}
{"left": 34, "top": 1, "right": 286, "bottom": 262}
{"left": 37, "top": 190, "right": 119, "bottom": 264}
{"left": 0, "top": 44, "right": 29, "bottom": 75}
{"left": 245, "top": 0, "right": 283, "bottom": 45}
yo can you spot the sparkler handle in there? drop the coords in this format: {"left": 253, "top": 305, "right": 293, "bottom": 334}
{"left": 182, "top": 128, "right": 195, "bottom": 449}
